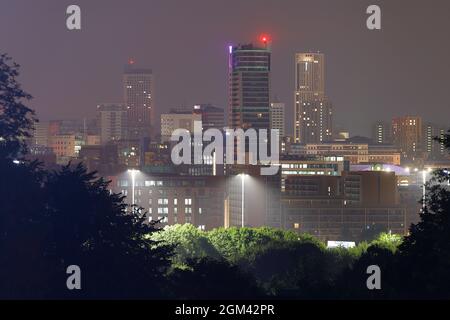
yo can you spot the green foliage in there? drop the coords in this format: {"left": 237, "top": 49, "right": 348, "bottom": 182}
{"left": 370, "top": 232, "right": 402, "bottom": 253}
{"left": 150, "top": 224, "right": 220, "bottom": 267}
{"left": 206, "top": 226, "right": 322, "bottom": 263}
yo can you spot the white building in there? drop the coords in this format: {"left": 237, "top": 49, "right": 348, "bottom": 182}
{"left": 270, "top": 102, "right": 285, "bottom": 138}
{"left": 160, "top": 113, "right": 202, "bottom": 143}
{"left": 97, "top": 103, "right": 127, "bottom": 144}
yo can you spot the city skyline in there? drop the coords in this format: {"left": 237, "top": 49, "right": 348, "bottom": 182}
{"left": 2, "top": 0, "right": 450, "bottom": 137}
{"left": 1, "top": 0, "right": 450, "bottom": 302}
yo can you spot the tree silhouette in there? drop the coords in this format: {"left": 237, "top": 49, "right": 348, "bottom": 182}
{"left": 0, "top": 53, "right": 36, "bottom": 158}
{"left": 168, "top": 258, "right": 263, "bottom": 299}
{"left": 0, "top": 54, "right": 172, "bottom": 299}
{"left": 43, "top": 164, "right": 172, "bottom": 299}
{"left": 396, "top": 131, "right": 450, "bottom": 299}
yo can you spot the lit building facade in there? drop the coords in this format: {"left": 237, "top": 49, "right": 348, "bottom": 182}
{"left": 48, "top": 134, "right": 84, "bottom": 164}
{"left": 123, "top": 64, "right": 154, "bottom": 140}
{"left": 294, "top": 52, "right": 332, "bottom": 143}
{"left": 97, "top": 103, "right": 127, "bottom": 144}
{"left": 229, "top": 43, "right": 271, "bottom": 131}
{"left": 372, "top": 121, "right": 392, "bottom": 144}
{"left": 423, "top": 123, "right": 447, "bottom": 161}
{"left": 110, "top": 173, "right": 227, "bottom": 230}
{"left": 392, "top": 116, "right": 422, "bottom": 163}
{"left": 160, "top": 113, "right": 202, "bottom": 143}
{"left": 270, "top": 102, "right": 285, "bottom": 138}
{"left": 193, "top": 104, "right": 226, "bottom": 131}
{"left": 281, "top": 171, "right": 406, "bottom": 241}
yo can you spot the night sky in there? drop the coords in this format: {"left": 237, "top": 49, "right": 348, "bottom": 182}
{"left": 1, "top": 0, "right": 450, "bottom": 136}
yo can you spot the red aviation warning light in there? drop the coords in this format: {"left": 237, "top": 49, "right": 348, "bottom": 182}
{"left": 128, "top": 58, "right": 135, "bottom": 65}
{"left": 259, "top": 34, "right": 270, "bottom": 45}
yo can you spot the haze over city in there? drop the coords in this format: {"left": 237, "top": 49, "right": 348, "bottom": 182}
{"left": 2, "top": 0, "right": 450, "bottom": 304}
{"left": 1, "top": 0, "right": 450, "bottom": 136}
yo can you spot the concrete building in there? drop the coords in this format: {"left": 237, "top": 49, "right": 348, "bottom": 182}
{"left": 225, "top": 165, "right": 281, "bottom": 229}
{"left": 293, "top": 142, "right": 369, "bottom": 164}
{"left": 282, "top": 200, "right": 406, "bottom": 242}
{"left": 295, "top": 100, "right": 333, "bottom": 143}
{"left": 270, "top": 102, "right": 285, "bottom": 138}
{"left": 229, "top": 43, "right": 271, "bottom": 131}
{"left": 97, "top": 103, "right": 127, "bottom": 144}
{"left": 294, "top": 52, "right": 333, "bottom": 143}
{"left": 193, "top": 104, "right": 225, "bottom": 131}
{"left": 294, "top": 52, "right": 325, "bottom": 102}
{"left": 280, "top": 155, "right": 348, "bottom": 192}
{"left": 281, "top": 170, "right": 406, "bottom": 241}
{"left": 367, "top": 144, "right": 401, "bottom": 165}
{"left": 78, "top": 144, "right": 120, "bottom": 175}
{"left": 392, "top": 116, "right": 423, "bottom": 163}
{"left": 160, "top": 113, "right": 202, "bottom": 143}
{"left": 48, "top": 134, "right": 84, "bottom": 164}
{"left": 372, "top": 121, "right": 392, "bottom": 144}
{"left": 123, "top": 64, "right": 154, "bottom": 140}
{"left": 110, "top": 173, "right": 226, "bottom": 230}
{"left": 423, "top": 123, "right": 447, "bottom": 161}
{"left": 32, "top": 121, "right": 49, "bottom": 146}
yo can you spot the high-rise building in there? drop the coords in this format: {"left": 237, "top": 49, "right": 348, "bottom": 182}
{"left": 228, "top": 43, "right": 271, "bottom": 130}
{"left": 97, "top": 103, "right": 127, "bottom": 145}
{"left": 372, "top": 121, "right": 392, "bottom": 144}
{"left": 123, "top": 63, "right": 154, "bottom": 140}
{"left": 294, "top": 53, "right": 325, "bottom": 102}
{"left": 423, "top": 123, "right": 447, "bottom": 160}
{"left": 294, "top": 52, "right": 332, "bottom": 143}
{"left": 193, "top": 104, "right": 225, "bottom": 131}
{"left": 270, "top": 102, "right": 285, "bottom": 138}
{"left": 32, "top": 121, "right": 49, "bottom": 146}
{"left": 160, "top": 112, "right": 202, "bottom": 143}
{"left": 296, "top": 100, "right": 333, "bottom": 143}
{"left": 391, "top": 116, "right": 422, "bottom": 162}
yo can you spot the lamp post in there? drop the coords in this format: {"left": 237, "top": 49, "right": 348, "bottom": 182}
{"left": 127, "top": 169, "right": 139, "bottom": 206}
{"left": 239, "top": 174, "right": 248, "bottom": 228}
{"left": 421, "top": 168, "right": 432, "bottom": 209}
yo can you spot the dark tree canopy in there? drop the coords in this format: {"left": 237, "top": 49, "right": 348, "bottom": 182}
{"left": 0, "top": 53, "right": 36, "bottom": 158}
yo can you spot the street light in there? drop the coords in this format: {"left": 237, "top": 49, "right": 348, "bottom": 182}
{"left": 239, "top": 174, "right": 249, "bottom": 228}
{"left": 421, "top": 168, "right": 432, "bottom": 210}
{"left": 127, "top": 169, "right": 139, "bottom": 206}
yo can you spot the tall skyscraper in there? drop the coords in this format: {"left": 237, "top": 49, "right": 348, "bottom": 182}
{"left": 294, "top": 53, "right": 325, "bottom": 102}
{"left": 228, "top": 43, "right": 271, "bottom": 130}
{"left": 193, "top": 104, "right": 225, "bottom": 131}
{"left": 373, "top": 121, "right": 392, "bottom": 144}
{"left": 123, "top": 63, "right": 154, "bottom": 140}
{"left": 270, "top": 102, "right": 285, "bottom": 138}
{"left": 392, "top": 116, "right": 422, "bottom": 162}
{"left": 296, "top": 100, "right": 332, "bottom": 143}
{"left": 294, "top": 52, "right": 332, "bottom": 143}
{"left": 423, "top": 123, "right": 447, "bottom": 160}
{"left": 97, "top": 103, "right": 127, "bottom": 145}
